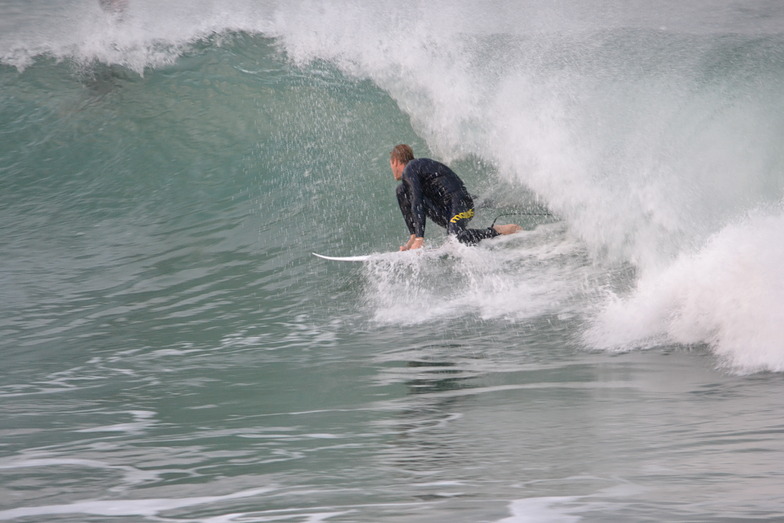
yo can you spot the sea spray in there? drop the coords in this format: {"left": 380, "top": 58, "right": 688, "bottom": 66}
{"left": 3, "top": 0, "right": 784, "bottom": 371}
{"left": 362, "top": 224, "right": 599, "bottom": 326}
{"left": 269, "top": 2, "right": 784, "bottom": 369}
{"left": 584, "top": 208, "right": 784, "bottom": 373}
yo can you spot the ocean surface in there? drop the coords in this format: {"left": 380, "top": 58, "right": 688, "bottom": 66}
{"left": 2, "top": 1, "right": 784, "bottom": 521}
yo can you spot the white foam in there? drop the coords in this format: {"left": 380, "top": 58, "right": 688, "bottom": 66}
{"left": 362, "top": 225, "right": 593, "bottom": 326}
{"left": 585, "top": 209, "right": 784, "bottom": 373}
{"left": 496, "top": 496, "right": 582, "bottom": 523}
{"left": 76, "top": 409, "right": 156, "bottom": 434}
{"left": 0, "top": 487, "right": 273, "bottom": 521}
{"left": 0, "top": 454, "right": 160, "bottom": 493}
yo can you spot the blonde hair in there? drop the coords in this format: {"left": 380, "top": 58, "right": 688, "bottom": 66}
{"left": 390, "top": 144, "right": 415, "bottom": 164}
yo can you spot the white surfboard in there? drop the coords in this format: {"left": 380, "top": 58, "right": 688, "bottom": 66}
{"left": 312, "top": 252, "right": 375, "bottom": 262}
{"left": 313, "top": 246, "right": 446, "bottom": 262}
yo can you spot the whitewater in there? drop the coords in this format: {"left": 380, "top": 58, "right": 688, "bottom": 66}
{"left": 269, "top": 0, "right": 784, "bottom": 372}
{"left": 2, "top": 1, "right": 784, "bottom": 521}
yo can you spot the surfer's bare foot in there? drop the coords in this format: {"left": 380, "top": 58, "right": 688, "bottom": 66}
{"left": 400, "top": 234, "right": 417, "bottom": 251}
{"left": 400, "top": 235, "right": 425, "bottom": 250}
{"left": 493, "top": 223, "right": 522, "bottom": 235}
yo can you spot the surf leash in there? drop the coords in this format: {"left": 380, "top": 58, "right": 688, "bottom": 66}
{"left": 490, "top": 211, "right": 553, "bottom": 228}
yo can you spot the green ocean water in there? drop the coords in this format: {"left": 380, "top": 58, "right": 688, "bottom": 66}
{"left": 3, "top": 1, "right": 784, "bottom": 521}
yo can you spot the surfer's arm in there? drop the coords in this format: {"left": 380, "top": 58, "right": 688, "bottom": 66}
{"left": 402, "top": 170, "right": 427, "bottom": 239}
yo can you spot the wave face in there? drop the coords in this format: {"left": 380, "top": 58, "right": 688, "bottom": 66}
{"left": 2, "top": 1, "right": 783, "bottom": 370}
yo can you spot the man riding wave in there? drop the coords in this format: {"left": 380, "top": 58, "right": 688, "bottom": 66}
{"left": 389, "top": 144, "right": 521, "bottom": 250}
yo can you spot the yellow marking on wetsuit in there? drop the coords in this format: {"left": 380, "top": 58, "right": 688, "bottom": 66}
{"left": 449, "top": 209, "right": 475, "bottom": 223}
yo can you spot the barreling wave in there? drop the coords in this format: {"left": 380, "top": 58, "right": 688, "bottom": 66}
{"left": 3, "top": 0, "right": 784, "bottom": 372}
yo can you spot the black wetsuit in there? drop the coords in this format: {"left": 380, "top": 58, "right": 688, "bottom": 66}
{"left": 396, "top": 158, "right": 498, "bottom": 245}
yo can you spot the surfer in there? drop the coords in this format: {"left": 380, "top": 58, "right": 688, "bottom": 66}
{"left": 390, "top": 144, "right": 521, "bottom": 251}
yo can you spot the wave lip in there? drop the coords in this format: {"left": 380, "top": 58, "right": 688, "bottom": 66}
{"left": 0, "top": 1, "right": 276, "bottom": 73}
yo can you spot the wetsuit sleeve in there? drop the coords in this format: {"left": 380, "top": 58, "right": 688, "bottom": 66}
{"left": 402, "top": 168, "right": 427, "bottom": 238}
{"left": 396, "top": 183, "right": 418, "bottom": 236}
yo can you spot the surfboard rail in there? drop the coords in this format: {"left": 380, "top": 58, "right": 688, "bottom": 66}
{"left": 312, "top": 252, "right": 374, "bottom": 262}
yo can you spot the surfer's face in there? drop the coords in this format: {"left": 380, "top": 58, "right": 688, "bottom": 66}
{"left": 390, "top": 159, "right": 405, "bottom": 181}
